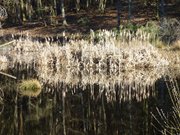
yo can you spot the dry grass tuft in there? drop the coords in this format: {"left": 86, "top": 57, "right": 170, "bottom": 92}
{"left": 18, "top": 79, "right": 42, "bottom": 97}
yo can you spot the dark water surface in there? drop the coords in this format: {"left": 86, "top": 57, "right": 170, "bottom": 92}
{"left": 0, "top": 65, "right": 179, "bottom": 135}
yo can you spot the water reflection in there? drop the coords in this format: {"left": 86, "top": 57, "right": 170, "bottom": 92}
{"left": 0, "top": 65, "right": 179, "bottom": 134}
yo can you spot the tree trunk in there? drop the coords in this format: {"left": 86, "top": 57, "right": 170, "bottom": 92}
{"left": 37, "top": 0, "right": 42, "bottom": 20}
{"left": 16, "top": 1, "right": 22, "bottom": 24}
{"left": 156, "top": 0, "right": 160, "bottom": 19}
{"left": 160, "top": 0, "right": 165, "bottom": 18}
{"left": 99, "top": 0, "right": 107, "bottom": 13}
{"left": 86, "top": 0, "right": 89, "bottom": 8}
{"left": 27, "top": 0, "right": 32, "bottom": 21}
{"left": 61, "top": 0, "right": 68, "bottom": 26}
{"left": 128, "top": 0, "right": 132, "bottom": 22}
{"left": 53, "top": 0, "right": 58, "bottom": 24}
{"left": 76, "top": 0, "right": 80, "bottom": 12}
{"left": 20, "top": 0, "right": 26, "bottom": 22}
{"left": 117, "top": 0, "right": 121, "bottom": 31}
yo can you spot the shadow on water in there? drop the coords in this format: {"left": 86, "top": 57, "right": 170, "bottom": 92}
{"left": 0, "top": 65, "right": 179, "bottom": 135}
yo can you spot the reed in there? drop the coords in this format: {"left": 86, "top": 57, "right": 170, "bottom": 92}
{"left": 152, "top": 78, "right": 180, "bottom": 134}
{"left": 6, "top": 29, "right": 169, "bottom": 71}
{"left": 0, "top": 55, "right": 8, "bottom": 71}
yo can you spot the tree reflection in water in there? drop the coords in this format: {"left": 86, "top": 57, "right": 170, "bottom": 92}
{"left": 0, "top": 65, "right": 178, "bottom": 135}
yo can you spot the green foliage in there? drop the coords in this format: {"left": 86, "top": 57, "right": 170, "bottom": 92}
{"left": 77, "top": 17, "right": 90, "bottom": 26}
{"left": 125, "top": 23, "right": 139, "bottom": 32}
{"left": 140, "top": 21, "right": 159, "bottom": 37}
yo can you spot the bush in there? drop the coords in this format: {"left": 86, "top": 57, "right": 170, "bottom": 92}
{"left": 159, "top": 18, "right": 180, "bottom": 45}
{"left": 77, "top": 17, "right": 90, "bottom": 26}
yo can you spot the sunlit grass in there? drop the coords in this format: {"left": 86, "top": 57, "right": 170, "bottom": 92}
{"left": 8, "top": 29, "right": 169, "bottom": 70}
{"left": 0, "top": 55, "right": 8, "bottom": 71}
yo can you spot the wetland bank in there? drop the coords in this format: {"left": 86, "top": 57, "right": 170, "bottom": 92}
{"left": 0, "top": 28, "right": 180, "bottom": 134}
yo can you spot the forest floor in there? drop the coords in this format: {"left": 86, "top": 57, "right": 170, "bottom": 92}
{"left": 0, "top": 3, "right": 180, "bottom": 38}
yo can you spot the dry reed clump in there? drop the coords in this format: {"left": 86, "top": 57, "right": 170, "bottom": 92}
{"left": 9, "top": 30, "right": 169, "bottom": 70}
{"left": 160, "top": 49, "right": 180, "bottom": 68}
{"left": 13, "top": 38, "right": 44, "bottom": 52}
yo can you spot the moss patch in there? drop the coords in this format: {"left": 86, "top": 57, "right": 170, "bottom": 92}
{"left": 18, "top": 79, "right": 42, "bottom": 97}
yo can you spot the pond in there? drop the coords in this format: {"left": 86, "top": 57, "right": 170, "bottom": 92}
{"left": 0, "top": 64, "right": 179, "bottom": 135}
{"left": 0, "top": 34, "right": 179, "bottom": 135}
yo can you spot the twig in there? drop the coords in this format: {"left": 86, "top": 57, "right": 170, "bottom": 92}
{"left": 0, "top": 71, "right": 16, "bottom": 79}
{"left": 0, "top": 40, "right": 15, "bottom": 48}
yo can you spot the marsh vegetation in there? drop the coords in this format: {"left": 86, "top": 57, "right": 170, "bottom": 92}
{"left": 0, "top": 26, "right": 180, "bottom": 134}
{"left": 0, "top": 0, "right": 180, "bottom": 134}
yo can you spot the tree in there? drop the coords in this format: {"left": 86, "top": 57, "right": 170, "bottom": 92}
{"left": 20, "top": 0, "right": 26, "bottom": 22}
{"left": 128, "top": 0, "right": 132, "bottom": 22}
{"left": 99, "top": 0, "right": 107, "bottom": 12}
{"left": 160, "top": 0, "right": 165, "bottom": 18}
{"left": 0, "top": 5, "right": 8, "bottom": 28}
{"left": 117, "top": 0, "right": 121, "bottom": 31}
{"left": 37, "top": 0, "right": 42, "bottom": 20}
{"left": 61, "top": 0, "right": 68, "bottom": 26}
{"left": 76, "top": 0, "right": 80, "bottom": 12}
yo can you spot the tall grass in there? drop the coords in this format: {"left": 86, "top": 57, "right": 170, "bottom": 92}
{"left": 7, "top": 29, "right": 169, "bottom": 70}
{"left": 0, "top": 55, "right": 8, "bottom": 71}
{"left": 152, "top": 78, "right": 180, "bottom": 134}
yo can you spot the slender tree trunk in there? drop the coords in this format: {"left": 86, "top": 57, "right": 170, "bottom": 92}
{"left": 11, "top": 1, "right": 16, "bottom": 23}
{"left": 53, "top": 0, "right": 58, "bottom": 24}
{"left": 128, "top": 0, "right": 132, "bottom": 22}
{"left": 27, "top": 0, "right": 32, "bottom": 21}
{"left": 160, "top": 0, "right": 165, "bottom": 18}
{"left": 99, "top": 0, "right": 106, "bottom": 13}
{"left": 117, "top": 0, "right": 121, "bottom": 31}
{"left": 156, "top": 0, "right": 160, "bottom": 19}
{"left": 76, "top": 0, "right": 80, "bottom": 12}
{"left": 20, "top": 0, "right": 26, "bottom": 22}
{"left": 86, "top": 0, "right": 89, "bottom": 8}
{"left": 61, "top": 0, "right": 68, "bottom": 26}
{"left": 37, "top": 0, "right": 42, "bottom": 20}
{"left": 16, "top": 1, "right": 22, "bottom": 24}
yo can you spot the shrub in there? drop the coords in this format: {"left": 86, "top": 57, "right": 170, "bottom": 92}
{"left": 159, "top": 18, "right": 180, "bottom": 45}
{"left": 77, "top": 17, "right": 90, "bottom": 26}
